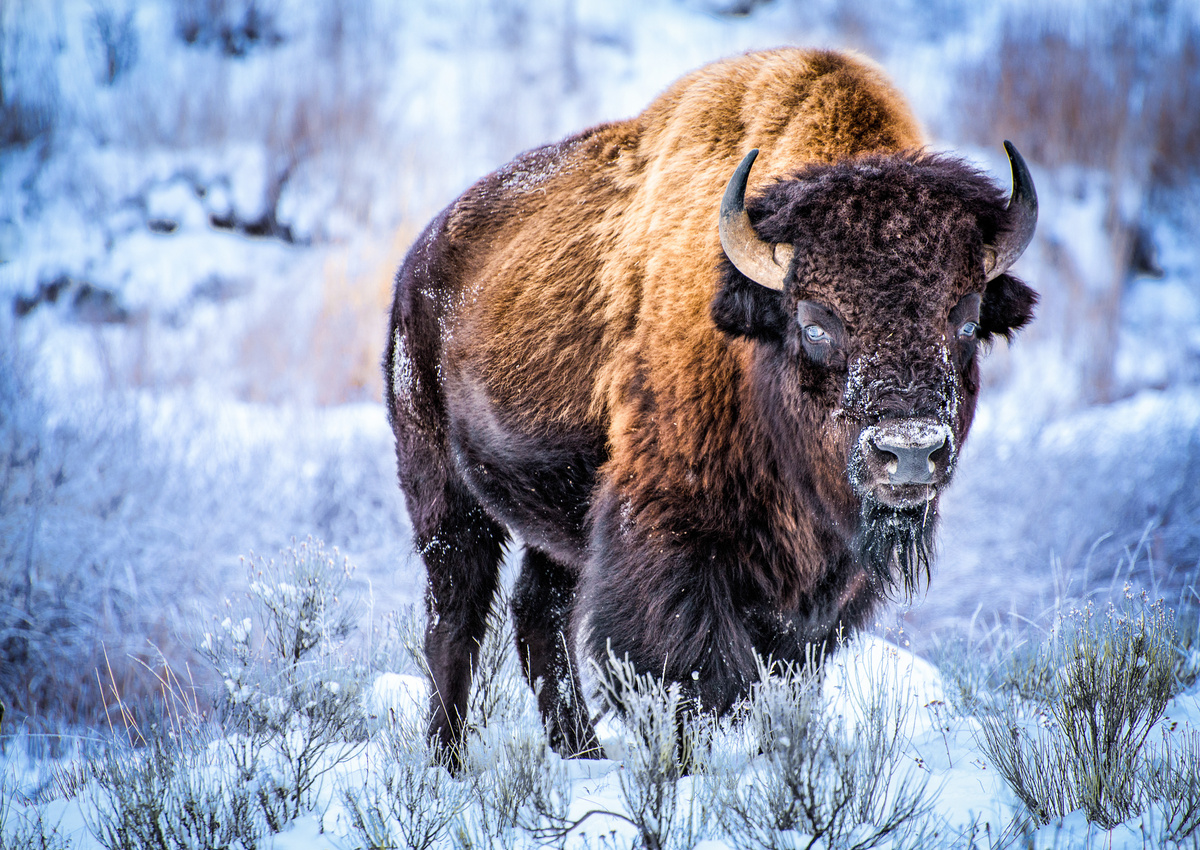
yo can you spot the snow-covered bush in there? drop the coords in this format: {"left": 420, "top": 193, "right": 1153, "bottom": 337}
{"left": 348, "top": 593, "right": 580, "bottom": 850}
{"left": 450, "top": 723, "right": 574, "bottom": 850}
{"left": 199, "top": 538, "right": 366, "bottom": 829}
{"left": 458, "top": 590, "right": 528, "bottom": 764}
{"left": 341, "top": 704, "right": 469, "bottom": 850}
{"left": 593, "top": 653, "right": 716, "bottom": 850}
{"left": 978, "top": 591, "right": 1194, "bottom": 835}
{"left": 717, "top": 655, "right": 935, "bottom": 850}
{"left": 1142, "top": 728, "right": 1200, "bottom": 845}
{"left": 0, "top": 778, "right": 68, "bottom": 850}
{"left": 87, "top": 727, "right": 266, "bottom": 850}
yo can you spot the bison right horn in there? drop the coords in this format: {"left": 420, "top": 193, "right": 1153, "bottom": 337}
{"left": 719, "top": 149, "right": 793, "bottom": 292}
{"left": 982, "top": 141, "right": 1038, "bottom": 282}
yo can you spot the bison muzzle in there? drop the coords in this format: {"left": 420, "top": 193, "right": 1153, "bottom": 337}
{"left": 385, "top": 48, "right": 1038, "bottom": 763}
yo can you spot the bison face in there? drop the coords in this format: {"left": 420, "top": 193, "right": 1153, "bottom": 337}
{"left": 828, "top": 290, "right": 981, "bottom": 509}
{"left": 714, "top": 146, "right": 1037, "bottom": 594}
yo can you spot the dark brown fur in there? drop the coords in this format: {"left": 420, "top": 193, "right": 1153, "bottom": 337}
{"left": 384, "top": 48, "right": 1036, "bottom": 760}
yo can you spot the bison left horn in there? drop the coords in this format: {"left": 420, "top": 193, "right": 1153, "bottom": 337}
{"left": 720, "top": 149, "right": 793, "bottom": 292}
{"left": 982, "top": 141, "right": 1038, "bottom": 282}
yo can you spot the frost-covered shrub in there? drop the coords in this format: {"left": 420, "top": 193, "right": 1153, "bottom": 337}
{"left": 448, "top": 722, "right": 575, "bottom": 850}
{"left": 87, "top": 729, "right": 265, "bottom": 850}
{"left": 0, "top": 777, "right": 71, "bottom": 850}
{"left": 462, "top": 590, "right": 527, "bottom": 749}
{"left": 410, "top": 585, "right": 529, "bottom": 769}
{"left": 199, "top": 538, "right": 366, "bottom": 828}
{"left": 1144, "top": 728, "right": 1200, "bottom": 844}
{"left": 345, "top": 593, "right": 573, "bottom": 850}
{"left": 581, "top": 652, "right": 717, "bottom": 850}
{"left": 978, "top": 593, "right": 1183, "bottom": 830}
{"left": 499, "top": 725, "right": 575, "bottom": 841}
{"left": 934, "top": 625, "right": 1062, "bottom": 718}
{"left": 342, "top": 706, "right": 468, "bottom": 850}
{"left": 717, "top": 656, "right": 933, "bottom": 850}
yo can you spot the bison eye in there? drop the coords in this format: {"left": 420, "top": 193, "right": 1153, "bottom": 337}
{"left": 804, "top": 324, "right": 830, "bottom": 344}
{"left": 957, "top": 321, "right": 979, "bottom": 339}
{"left": 796, "top": 301, "right": 846, "bottom": 369}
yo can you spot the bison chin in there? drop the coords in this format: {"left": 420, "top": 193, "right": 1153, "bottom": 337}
{"left": 853, "top": 498, "right": 937, "bottom": 601}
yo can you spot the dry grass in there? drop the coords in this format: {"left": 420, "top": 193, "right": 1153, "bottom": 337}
{"left": 954, "top": 2, "right": 1200, "bottom": 185}
{"left": 229, "top": 226, "right": 412, "bottom": 405}
{"left": 311, "top": 228, "right": 415, "bottom": 405}
{"left": 947, "top": 1, "right": 1200, "bottom": 403}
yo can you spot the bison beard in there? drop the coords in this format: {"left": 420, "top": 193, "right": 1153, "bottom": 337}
{"left": 384, "top": 47, "right": 1038, "bottom": 765}
{"left": 855, "top": 499, "right": 936, "bottom": 601}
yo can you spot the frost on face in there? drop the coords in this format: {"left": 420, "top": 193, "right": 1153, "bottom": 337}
{"left": 937, "top": 342, "right": 961, "bottom": 422}
{"left": 861, "top": 419, "right": 951, "bottom": 452}
{"left": 841, "top": 350, "right": 961, "bottom": 425}
{"left": 857, "top": 419, "right": 956, "bottom": 486}
{"left": 854, "top": 498, "right": 935, "bottom": 602}
{"left": 841, "top": 356, "right": 871, "bottom": 417}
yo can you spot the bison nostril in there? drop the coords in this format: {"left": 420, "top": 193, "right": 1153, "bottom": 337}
{"left": 871, "top": 443, "right": 901, "bottom": 476}
{"left": 870, "top": 430, "right": 947, "bottom": 485}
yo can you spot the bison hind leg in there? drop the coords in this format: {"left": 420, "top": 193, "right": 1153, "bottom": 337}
{"left": 512, "top": 548, "right": 604, "bottom": 759}
{"left": 417, "top": 479, "right": 510, "bottom": 769}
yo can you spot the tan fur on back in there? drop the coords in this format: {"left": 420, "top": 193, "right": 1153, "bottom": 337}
{"left": 446, "top": 48, "right": 925, "bottom": 460}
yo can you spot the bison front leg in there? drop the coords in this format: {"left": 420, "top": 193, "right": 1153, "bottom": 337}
{"left": 512, "top": 548, "right": 604, "bottom": 759}
{"left": 582, "top": 484, "right": 763, "bottom": 768}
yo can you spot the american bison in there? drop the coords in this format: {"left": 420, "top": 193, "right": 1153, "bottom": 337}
{"left": 385, "top": 47, "right": 1037, "bottom": 761}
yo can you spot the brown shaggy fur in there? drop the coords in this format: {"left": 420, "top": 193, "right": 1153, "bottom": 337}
{"left": 385, "top": 48, "right": 1036, "bottom": 762}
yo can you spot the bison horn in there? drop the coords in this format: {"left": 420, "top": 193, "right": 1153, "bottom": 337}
{"left": 720, "top": 149, "right": 793, "bottom": 292}
{"left": 983, "top": 141, "right": 1038, "bottom": 282}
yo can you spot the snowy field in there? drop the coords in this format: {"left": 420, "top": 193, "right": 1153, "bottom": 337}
{"left": 5, "top": 607, "right": 1199, "bottom": 848}
{"left": 2, "top": 0, "right": 1200, "bottom": 846}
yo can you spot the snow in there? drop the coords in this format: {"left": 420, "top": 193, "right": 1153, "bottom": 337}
{"left": 6, "top": 635, "right": 1198, "bottom": 847}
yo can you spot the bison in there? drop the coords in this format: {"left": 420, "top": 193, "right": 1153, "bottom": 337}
{"left": 385, "top": 47, "right": 1037, "bottom": 761}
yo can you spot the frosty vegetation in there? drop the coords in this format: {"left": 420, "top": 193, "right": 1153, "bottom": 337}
{"left": 2, "top": 540, "right": 1199, "bottom": 848}
{"left": 2, "top": 0, "right": 1200, "bottom": 846}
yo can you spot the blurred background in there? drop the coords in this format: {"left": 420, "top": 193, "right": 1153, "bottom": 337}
{"left": 2, "top": 0, "right": 1198, "bottom": 735}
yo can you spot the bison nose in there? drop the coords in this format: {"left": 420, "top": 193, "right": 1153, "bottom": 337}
{"left": 869, "top": 423, "right": 949, "bottom": 485}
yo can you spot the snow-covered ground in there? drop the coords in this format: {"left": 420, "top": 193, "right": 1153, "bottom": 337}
{"left": 5, "top": 631, "right": 1199, "bottom": 848}
{"left": 2, "top": 0, "right": 1199, "bottom": 845}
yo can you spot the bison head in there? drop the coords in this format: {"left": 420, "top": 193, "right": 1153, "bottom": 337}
{"left": 713, "top": 145, "right": 1037, "bottom": 596}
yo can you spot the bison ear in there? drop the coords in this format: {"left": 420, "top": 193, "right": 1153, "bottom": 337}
{"left": 712, "top": 264, "right": 789, "bottom": 340}
{"left": 978, "top": 273, "right": 1037, "bottom": 342}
